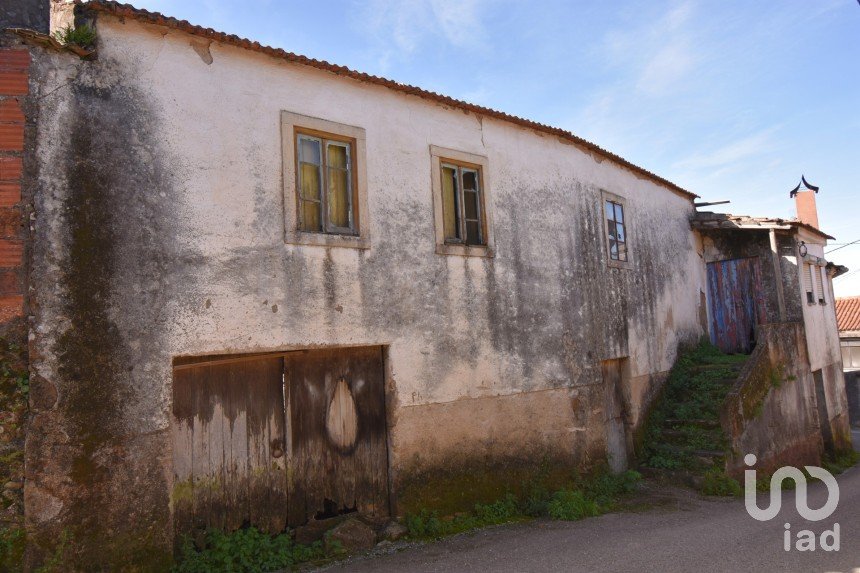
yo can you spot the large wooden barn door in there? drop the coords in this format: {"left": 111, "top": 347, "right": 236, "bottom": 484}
{"left": 285, "top": 347, "right": 389, "bottom": 525}
{"left": 706, "top": 257, "right": 766, "bottom": 354}
{"left": 172, "top": 356, "right": 288, "bottom": 535}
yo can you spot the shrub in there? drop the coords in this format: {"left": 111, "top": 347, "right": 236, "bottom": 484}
{"left": 172, "top": 528, "right": 326, "bottom": 573}
{"left": 53, "top": 25, "right": 97, "bottom": 49}
{"left": 700, "top": 469, "right": 742, "bottom": 497}
{"left": 547, "top": 490, "right": 600, "bottom": 521}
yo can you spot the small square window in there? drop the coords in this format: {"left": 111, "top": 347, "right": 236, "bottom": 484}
{"left": 430, "top": 146, "right": 494, "bottom": 257}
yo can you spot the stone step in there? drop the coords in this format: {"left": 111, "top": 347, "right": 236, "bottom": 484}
{"left": 663, "top": 418, "right": 721, "bottom": 429}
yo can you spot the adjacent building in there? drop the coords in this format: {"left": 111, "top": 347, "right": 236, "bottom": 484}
{"left": 836, "top": 296, "right": 860, "bottom": 427}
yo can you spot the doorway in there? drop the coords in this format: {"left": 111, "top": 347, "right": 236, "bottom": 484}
{"left": 171, "top": 346, "right": 389, "bottom": 535}
{"left": 602, "top": 358, "right": 631, "bottom": 473}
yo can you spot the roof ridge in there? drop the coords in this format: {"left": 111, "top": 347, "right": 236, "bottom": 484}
{"left": 77, "top": 0, "right": 698, "bottom": 199}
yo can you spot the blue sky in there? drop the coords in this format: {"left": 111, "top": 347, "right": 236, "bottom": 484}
{"left": 131, "top": 0, "right": 860, "bottom": 295}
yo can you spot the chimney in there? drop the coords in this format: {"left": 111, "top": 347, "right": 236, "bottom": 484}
{"left": 789, "top": 175, "right": 820, "bottom": 229}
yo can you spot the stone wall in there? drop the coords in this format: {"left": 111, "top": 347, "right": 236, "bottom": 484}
{"left": 721, "top": 322, "right": 823, "bottom": 476}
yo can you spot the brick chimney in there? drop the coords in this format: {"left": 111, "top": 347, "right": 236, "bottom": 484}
{"left": 790, "top": 176, "right": 819, "bottom": 229}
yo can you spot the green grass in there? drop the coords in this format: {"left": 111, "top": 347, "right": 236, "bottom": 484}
{"left": 172, "top": 528, "right": 331, "bottom": 573}
{"left": 822, "top": 450, "right": 860, "bottom": 475}
{"left": 404, "top": 469, "right": 642, "bottom": 539}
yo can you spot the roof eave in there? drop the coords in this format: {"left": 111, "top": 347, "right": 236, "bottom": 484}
{"left": 77, "top": 0, "right": 698, "bottom": 201}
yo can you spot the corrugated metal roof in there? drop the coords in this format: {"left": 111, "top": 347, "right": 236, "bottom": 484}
{"left": 77, "top": 0, "right": 698, "bottom": 200}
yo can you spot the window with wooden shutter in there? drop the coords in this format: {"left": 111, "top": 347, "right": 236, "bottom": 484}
{"left": 803, "top": 263, "right": 815, "bottom": 304}
{"left": 815, "top": 266, "right": 826, "bottom": 304}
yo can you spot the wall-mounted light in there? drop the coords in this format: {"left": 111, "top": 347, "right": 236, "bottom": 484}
{"left": 799, "top": 241, "right": 808, "bottom": 257}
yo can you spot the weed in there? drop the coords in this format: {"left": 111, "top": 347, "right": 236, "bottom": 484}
{"left": 404, "top": 469, "right": 641, "bottom": 539}
{"left": 700, "top": 469, "right": 742, "bottom": 497}
{"left": 172, "top": 528, "right": 328, "bottom": 573}
{"left": 53, "top": 25, "right": 97, "bottom": 49}
{"left": 34, "top": 530, "right": 72, "bottom": 573}
{"left": 0, "top": 527, "right": 26, "bottom": 572}
{"left": 822, "top": 450, "right": 860, "bottom": 475}
{"left": 547, "top": 490, "right": 599, "bottom": 520}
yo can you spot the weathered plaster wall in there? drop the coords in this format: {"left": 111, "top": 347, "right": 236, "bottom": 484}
{"left": 25, "top": 15, "right": 705, "bottom": 565}
{"left": 721, "top": 322, "right": 823, "bottom": 476}
{"left": 797, "top": 233, "right": 850, "bottom": 450}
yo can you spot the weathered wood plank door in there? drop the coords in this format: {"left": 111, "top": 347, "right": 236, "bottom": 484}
{"left": 706, "top": 257, "right": 766, "bottom": 354}
{"left": 285, "top": 347, "right": 389, "bottom": 525}
{"left": 172, "top": 356, "right": 288, "bottom": 535}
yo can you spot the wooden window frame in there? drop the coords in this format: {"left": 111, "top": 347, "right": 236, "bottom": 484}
{"left": 282, "top": 111, "right": 370, "bottom": 249}
{"left": 601, "top": 190, "right": 632, "bottom": 269}
{"left": 430, "top": 145, "right": 494, "bottom": 258}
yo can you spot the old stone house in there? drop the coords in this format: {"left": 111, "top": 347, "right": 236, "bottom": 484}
{"left": 0, "top": 1, "right": 850, "bottom": 568}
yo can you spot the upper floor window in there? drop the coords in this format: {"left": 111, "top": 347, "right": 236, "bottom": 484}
{"left": 815, "top": 266, "right": 826, "bottom": 305}
{"left": 297, "top": 133, "right": 354, "bottom": 234}
{"left": 605, "top": 199, "right": 627, "bottom": 262}
{"left": 281, "top": 111, "right": 370, "bottom": 249}
{"left": 803, "top": 263, "right": 815, "bottom": 304}
{"left": 600, "top": 191, "right": 631, "bottom": 269}
{"left": 441, "top": 162, "right": 484, "bottom": 246}
{"left": 430, "top": 145, "right": 494, "bottom": 257}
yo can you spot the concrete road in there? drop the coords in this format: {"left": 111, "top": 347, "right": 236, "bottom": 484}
{"left": 320, "top": 431, "right": 860, "bottom": 573}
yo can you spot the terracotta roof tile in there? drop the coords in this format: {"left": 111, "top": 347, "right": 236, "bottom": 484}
{"left": 836, "top": 297, "right": 860, "bottom": 333}
{"left": 77, "top": 0, "right": 698, "bottom": 200}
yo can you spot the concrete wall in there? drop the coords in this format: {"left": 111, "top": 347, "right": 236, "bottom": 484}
{"left": 23, "top": 16, "right": 705, "bottom": 566}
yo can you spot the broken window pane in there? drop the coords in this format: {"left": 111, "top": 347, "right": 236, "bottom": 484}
{"left": 605, "top": 199, "right": 628, "bottom": 263}
{"left": 462, "top": 169, "right": 477, "bottom": 191}
{"left": 617, "top": 243, "right": 627, "bottom": 262}
{"left": 466, "top": 221, "right": 480, "bottom": 245}
{"left": 464, "top": 189, "right": 479, "bottom": 220}
{"left": 441, "top": 165, "right": 459, "bottom": 240}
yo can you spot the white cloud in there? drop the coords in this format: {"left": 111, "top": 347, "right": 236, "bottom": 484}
{"left": 673, "top": 126, "right": 781, "bottom": 171}
{"left": 356, "top": 0, "right": 491, "bottom": 70}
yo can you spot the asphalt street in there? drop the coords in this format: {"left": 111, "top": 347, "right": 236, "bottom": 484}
{"left": 320, "top": 430, "right": 860, "bottom": 573}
